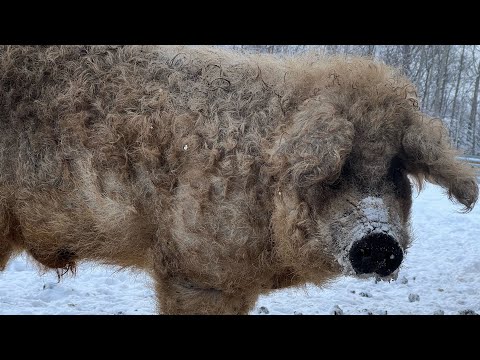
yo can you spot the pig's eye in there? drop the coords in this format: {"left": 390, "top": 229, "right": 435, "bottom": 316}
{"left": 328, "top": 178, "right": 342, "bottom": 190}
{"left": 388, "top": 156, "right": 411, "bottom": 197}
{"left": 389, "top": 157, "right": 405, "bottom": 180}
{"left": 328, "top": 160, "right": 352, "bottom": 190}
{"left": 327, "top": 164, "right": 350, "bottom": 190}
{"left": 389, "top": 156, "right": 405, "bottom": 180}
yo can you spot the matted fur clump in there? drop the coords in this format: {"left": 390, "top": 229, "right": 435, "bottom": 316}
{"left": 0, "top": 46, "right": 477, "bottom": 314}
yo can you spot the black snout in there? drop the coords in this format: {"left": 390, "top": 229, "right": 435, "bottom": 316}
{"left": 349, "top": 233, "right": 403, "bottom": 277}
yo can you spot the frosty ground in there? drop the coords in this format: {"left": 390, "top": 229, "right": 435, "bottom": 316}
{"left": 0, "top": 183, "right": 479, "bottom": 315}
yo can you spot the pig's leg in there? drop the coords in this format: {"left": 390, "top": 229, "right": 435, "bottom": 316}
{"left": 154, "top": 277, "right": 258, "bottom": 315}
{"left": 0, "top": 240, "right": 14, "bottom": 271}
{"left": 0, "top": 208, "right": 22, "bottom": 271}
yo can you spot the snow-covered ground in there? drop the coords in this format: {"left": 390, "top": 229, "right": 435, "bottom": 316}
{"left": 0, "top": 183, "right": 479, "bottom": 315}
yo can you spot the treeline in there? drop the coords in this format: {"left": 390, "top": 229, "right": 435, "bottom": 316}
{"left": 222, "top": 45, "right": 480, "bottom": 156}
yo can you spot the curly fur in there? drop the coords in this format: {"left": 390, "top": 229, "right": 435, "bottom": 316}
{"left": 0, "top": 45, "right": 477, "bottom": 314}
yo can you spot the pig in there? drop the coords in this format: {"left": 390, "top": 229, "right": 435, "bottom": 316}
{"left": 0, "top": 45, "right": 477, "bottom": 314}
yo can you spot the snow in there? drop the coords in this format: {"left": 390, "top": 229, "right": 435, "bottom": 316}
{"left": 350, "top": 196, "right": 400, "bottom": 242}
{"left": 1, "top": 182, "right": 479, "bottom": 315}
{"left": 359, "top": 197, "right": 389, "bottom": 223}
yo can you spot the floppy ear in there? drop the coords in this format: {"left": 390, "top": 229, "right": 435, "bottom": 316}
{"left": 269, "top": 99, "right": 354, "bottom": 188}
{"left": 402, "top": 115, "right": 478, "bottom": 211}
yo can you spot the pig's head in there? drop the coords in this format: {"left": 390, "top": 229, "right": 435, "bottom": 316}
{"left": 269, "top": 61, "right": 478, "bottom": 284}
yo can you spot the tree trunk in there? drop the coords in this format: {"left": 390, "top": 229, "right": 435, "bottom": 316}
{"left": 433, "top": 46, "right": 444, "bottom": 115}
{"left": 423, "top": 62, "right": 432, "bottom": 109}
{"left": 367, "top": 45, "right": 376, "bottom": 57}
{"left": 402, "top": 45, "right": 412, "bottom": 76}
{"left": 413, "top": 46, "right": 427, "bottom": 83}
{"left": 453, "top": 45, "right": 466, "bottom": 147}
{"left": 469, "top": 56, "right": 480, "bottom": 154}
{"left": 438, "top": 45, "right": 451, "bottom": 118}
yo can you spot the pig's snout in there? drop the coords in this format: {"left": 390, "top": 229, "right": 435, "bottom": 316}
{"left": 348, "top": 233, "right": 403, "bottom": 276}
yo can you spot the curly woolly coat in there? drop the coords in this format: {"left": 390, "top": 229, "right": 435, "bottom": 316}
{"left": 0, "top": 46, "right": 477, "bottom": 314}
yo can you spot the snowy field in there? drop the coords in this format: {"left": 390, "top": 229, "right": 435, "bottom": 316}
{"left": 0, "top": 183, "right": 479, "bottom": 315}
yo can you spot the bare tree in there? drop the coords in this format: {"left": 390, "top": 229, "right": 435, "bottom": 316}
{"left": 367, "top": 45, "right": 376, "bottom": 57}
{"left": 402, "top": 45, "right": 412, "bottom": 77}
{"left": 469, "top": 46, "right": 480, "bottom": 154}
{"left": 422, "top": 46, "right": 435, "bottom": 109}
{"left": 453, "top": 45, "right": 466, "bottom": 146}
{"left": 437, "top": 45, "right": 451, "bottom": 116}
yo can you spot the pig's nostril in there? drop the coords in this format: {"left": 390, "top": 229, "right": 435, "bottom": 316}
{"left": 360, "top": 248, "right": 370, "bottom": 256}
{"left": 349, "top": 233, "right": 403, "bottom": 277}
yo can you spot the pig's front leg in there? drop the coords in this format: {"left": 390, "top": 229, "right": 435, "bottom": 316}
{"left": 154, "top": 276, "right": 259, "bottom": 315}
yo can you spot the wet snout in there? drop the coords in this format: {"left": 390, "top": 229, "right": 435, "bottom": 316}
{"left": 349, "top": 233, "right": 403, "bottom": 276}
